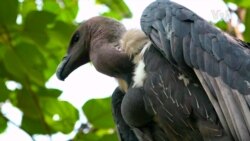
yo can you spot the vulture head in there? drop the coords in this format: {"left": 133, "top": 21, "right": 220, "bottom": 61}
{"left": 56, "top": 16, "right": 134, "bottom": 86}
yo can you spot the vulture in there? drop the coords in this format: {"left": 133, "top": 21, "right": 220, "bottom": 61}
{"left": 56, "top": 0, "right": 250, "bottom": 141}
{"left": 56, "top": 16, "right": 138, "bottom": 140}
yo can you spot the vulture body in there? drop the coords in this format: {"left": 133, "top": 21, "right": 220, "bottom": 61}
{"left": 56, "top": 0, "right": 250, "bottom": 141}
{"left": 121, "top": 30, "right": 230, "bottom": 141}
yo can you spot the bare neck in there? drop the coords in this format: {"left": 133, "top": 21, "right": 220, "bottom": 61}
{"left": 90, "top": 39, "right": 133, "bottom": 78}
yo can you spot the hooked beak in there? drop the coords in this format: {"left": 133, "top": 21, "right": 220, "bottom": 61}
{"left": 56, "top": 43, "right": 90, "bottom": 81}
{"left": 56, "top": 23, "right": 90, "bottom": 81}
{"left": 56, "top": 16, "right": 129, "bottom": 81}
{"left": 56, "top": 55, "right": 71, "bottom": 81}
{"left": 56, "top": 51, "right": 89, "bottom": 81}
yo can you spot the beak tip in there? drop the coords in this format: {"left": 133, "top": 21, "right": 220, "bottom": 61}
{"left": 56, "top": 68, "right": 65, "bottom": 81}
{"left": 56, "top": 72, "right": 65, "bottom": 81}
{"left": 56, "top": 59, "right": 68, "bottom": 81}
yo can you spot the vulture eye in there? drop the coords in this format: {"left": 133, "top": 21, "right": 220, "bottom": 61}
{"left": 70, "top": 32, "right": 80, "bottom": 45}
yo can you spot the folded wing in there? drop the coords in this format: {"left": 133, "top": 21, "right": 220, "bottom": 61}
{"left": 141, "top": 1, "right": 250, "bottom": 140}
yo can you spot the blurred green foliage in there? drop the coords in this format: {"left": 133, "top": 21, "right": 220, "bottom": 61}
{"left": 74, "top": 97, "right": 118, "bottom": 141}
{"left": 243, "top": 8, "right": 250, "bottom": 42}
{"left": 0, "top": 0, "right": 131, "bottom": 140}
{"left": 224, "top": 0, "right": 250, "bottom": 7}
{"left": 217, "top": 0, "right": 250, "bottom": 42}
{"left": 96, "top": 0, "right": 132, "bottom": 20}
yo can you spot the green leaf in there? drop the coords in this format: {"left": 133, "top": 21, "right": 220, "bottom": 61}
{"left": 3, "top": 48, "right": 27, "bottom": 82}
{"left": 74, "top": 131, "right": 101, "bottom": 141}
{"left": 0, "top": 44, "right": 10, "bottom": 79}
{"left": 39, "top": 97, "right": 79, "bottom": 134}
{"left": 24, "top": 11, "right": 56, "bottom": 32}
{"left": 82, "top": 97, "right": 115, "bottom": 128}
{"left": 21, "top": 115, "right": 53, "bottom": 134}
{"left": 19, "top": 89, "right": 76, "bottom": 134}
{"left": 0, "top": 43, "right": 6, "bottom": 61}
{"left": 224, "top": 0, "right": 250, "bottom": 7}
{"left": 43, "top": 0, "right": 78, "bottom": 22}
{"left": 0, "top": 0, "right": 18, "bottom": 24}
{"left": 96, "top": 0, "right": 132, "bottom": 20}
{"left": 215, "top": 20, "right": 228, "bottom": 31}
{"left": 48, "top": 21, "right": 76, "bottom": 47}
{"left": 0, "top": 115, "right": 7, "bottom": 133}
{"left": 73, "top": 129, "right": 118, "bottom": 141}
{"left": 18, "top": 88, "right": 53, "bottom": 134}
{"left": 98, "top": 132, "right": 118, "bottom": 141}
{"left": 0, "top": 62, "right": 8, "bottom": 79}
{"left": 38, "top": 87, "right": 62, "bottom": 98}
{"left": 22, "top": 11, "right": 56, "bottom": 45}
{"left": 0, "top": 79, "right": 10, "bottom": 102}
{"left": 3, "top": 42, "right": 46, "bottom": 85}
{"left": 19, "top": 0, "right": 37, "bottom": 17}
{"left": 17, "top": 89, "right": 41, "bottom": 119}
{"left": 243, "top": 8, "right": 250, "bottom": 42}
{"left": 102, "top": 11, "right": 125, "bottom": 21}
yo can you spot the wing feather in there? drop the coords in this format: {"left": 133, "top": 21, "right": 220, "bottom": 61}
{"left": 141, "top": 0, "right": 250, "bottom": 140}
